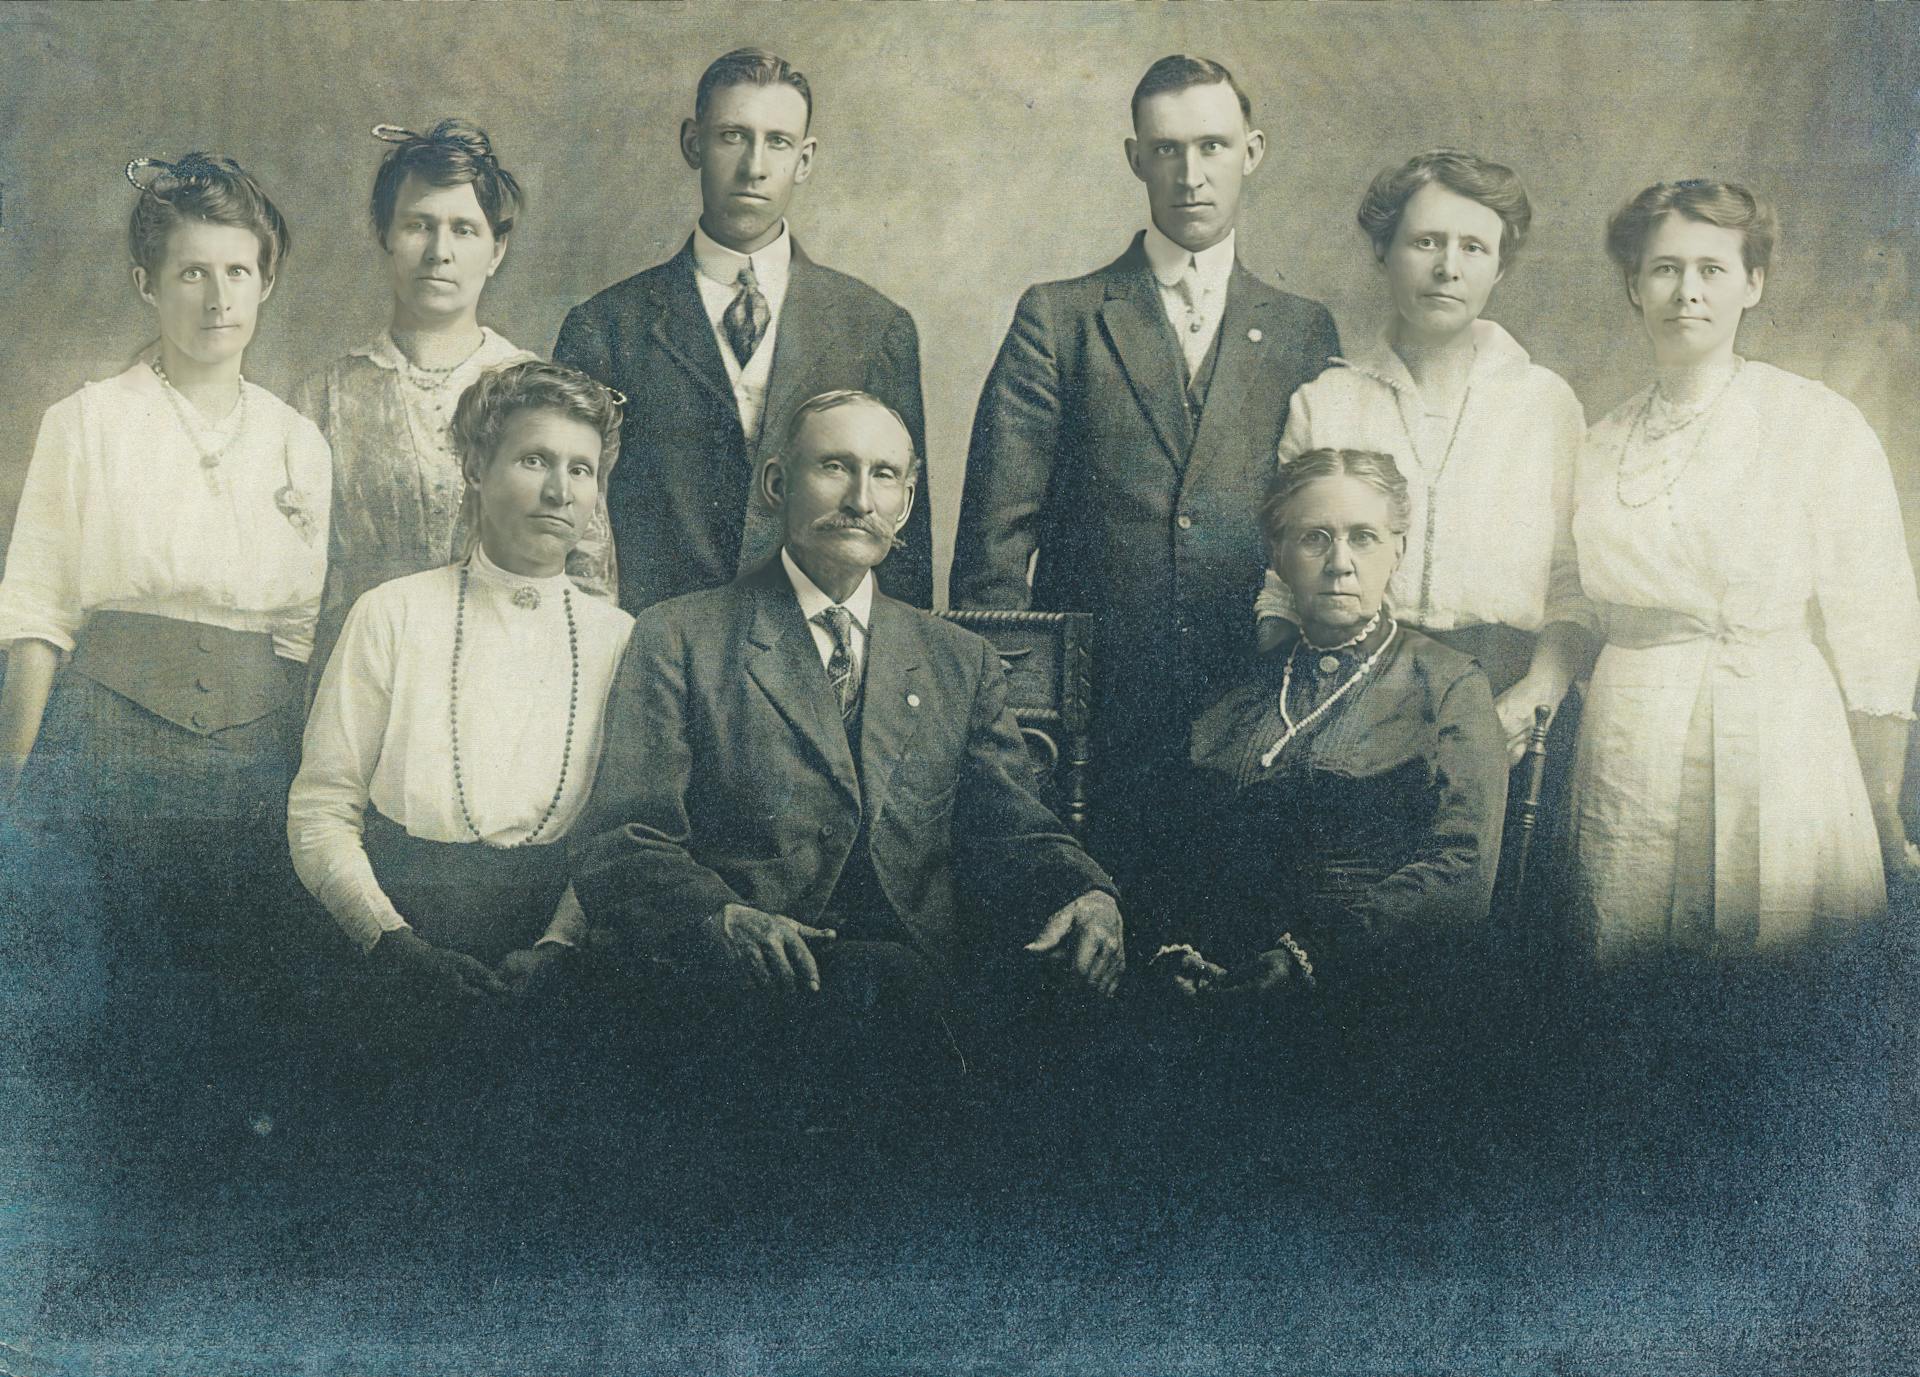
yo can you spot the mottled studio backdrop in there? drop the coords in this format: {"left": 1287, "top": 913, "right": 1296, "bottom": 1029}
{"left": 1, "top": 2, "right": 1916, "bottom": 594}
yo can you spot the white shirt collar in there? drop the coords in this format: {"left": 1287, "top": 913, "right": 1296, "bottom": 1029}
{"left": 1144, "top": 223, "right": 1236, "bottom": 292}
{"left": 1338, "top": 317, "right": 1534, "bottom": 395}
{"left": 693, "top": 220, "right": 794, "bottom": 293}
{"left": 781, "top": 547, "right": 874, "bottom": 631}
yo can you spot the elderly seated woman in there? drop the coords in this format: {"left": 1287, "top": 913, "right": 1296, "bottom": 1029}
{"left": 1143, "top": 448, "right": 1508, "bottom": 1036}
{"left": 288, "top": 360, "right": 633, "bottom": 1072}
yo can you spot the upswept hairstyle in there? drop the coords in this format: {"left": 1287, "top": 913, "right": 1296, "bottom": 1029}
{"left": 776, "top": 389, "right": 922, "bottom": 481}
{"left": 1604, "top": 179, "right": 1776, "bottom": 294}
{"left": 126, "top": 153, "right": 290, "bottom": 281}
{"left": 1260, "top": 448, "right": 1413, "bottom": 545}
{"left": 368, "top": 119, "right": 523, "bottom": 249}
{"left": 1131, "top": 54, "right": 1252, "bottom": 127}
{"left": 1357, "top": 149, "right": 1532, "bottom": 268}
{"left": 696, "top": 48, "right": 813, "bottom": 130}
{"left": 452, "top": 359, "right": 624, "bottom": 499}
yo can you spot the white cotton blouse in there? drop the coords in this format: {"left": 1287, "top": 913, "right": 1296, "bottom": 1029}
{"left": 1255, "top": 319, "right": 1587, "bottom": 634}
{"left": 288, "top": 545, "right": 635, "bottom": 952}
{"left": 0, "top": 361, "right": 331, "bottom": 661}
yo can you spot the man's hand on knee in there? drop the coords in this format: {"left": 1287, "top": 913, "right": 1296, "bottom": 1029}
{"left": 696, "top": 903, "right": 837, "bottom": 994}
{"left": 1024, "top": 890, "right": 1125, "bottom": 998}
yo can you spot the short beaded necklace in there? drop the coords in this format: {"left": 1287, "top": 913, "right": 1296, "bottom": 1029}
{"left": 449, "top": 562, "right": 579, "bottom": 847}
{"left": 151, "top": 357, "right": 248, "bottom": 488}
{"left": 1614, "top": 360, "right": 1744, "bottom": 511}
{"left": 1261, "top": 614, "right": 1398, "bottom": 769}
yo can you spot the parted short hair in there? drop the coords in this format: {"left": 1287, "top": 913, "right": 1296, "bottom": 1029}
{"left": 1357, "top": 149, "right": 1532, "bottom": 268}
{"left": 369, "top": 119, "right": 523, "bottom": 250}
{"left": 1604, "top": 179, "right": 1776, "bottom": 294}
{"left": 451, "top": 360, "right": 623, "bottom": 491}
{"left": 1260, "top": 449, "right": 1413, "bottom": 544}
{"left": 128, "top": 153, "right": 290, "bottom": 281}
{"left": 1131, "top": 54, "right": 1252, "bottom": 128}
{"left": 778, "top": 389, "right": 922, "bottom": 481}
{"left": 696, "top": 48, "right": 813, "bottom": 130}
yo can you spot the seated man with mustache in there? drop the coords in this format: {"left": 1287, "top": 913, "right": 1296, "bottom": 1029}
{"left": 574, "top": 389, "right": 1123, "bottom": 1127}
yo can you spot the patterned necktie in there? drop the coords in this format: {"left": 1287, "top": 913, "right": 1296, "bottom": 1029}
{"left": 1172, "top": 257, "right": 1208, "bottom": 389}
{"left": 814, "top": 606, "right": 860, "bottom": 721}
{"left": 723, "top": 263, "right": 770, "bottom": 368}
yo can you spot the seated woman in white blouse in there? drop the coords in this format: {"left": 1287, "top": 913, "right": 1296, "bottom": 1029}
{"left": 289, "top": 360, "right": 632, "bottom": 1014}
{"left": 1255, "top": 150, "right": 1593, "bottom": 763}
{"left": 0, "top": 155, "right": 329, "bottom": 1003}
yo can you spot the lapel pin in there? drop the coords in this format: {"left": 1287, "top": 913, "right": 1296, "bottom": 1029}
{"left": 906, "top": 693, "right": 921, "bottom": 709}
{"left": 1248, "top": 327, "right": 1264, "bottom": 343}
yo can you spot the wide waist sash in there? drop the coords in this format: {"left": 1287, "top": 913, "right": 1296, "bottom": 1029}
{"left": 69, "top": 610, "right": 297, "bottom": 736}
{"left": 1597, "top": 603, "right": 1816, "bottom": 946}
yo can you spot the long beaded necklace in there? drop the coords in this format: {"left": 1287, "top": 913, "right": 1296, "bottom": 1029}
{"left": 1614, "top": 360, "right": 1744, "bottom": 511}
{"left": 449, "top": 564, "right": 579, "bottom": 848}
{"left": 151, "top": 357, "right": 248, "bottom": 490}
{"left": 1398, "top": 383, "right": 1473, "bottom": 623}
{"left": 1260, "top": 616, "right": 1399, "bottom": 769}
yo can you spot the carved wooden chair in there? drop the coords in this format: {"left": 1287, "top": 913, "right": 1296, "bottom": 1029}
{"left": 937, "top": 609, "right": 1094, "bottom": 842}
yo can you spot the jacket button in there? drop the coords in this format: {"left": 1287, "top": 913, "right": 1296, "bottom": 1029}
{"left": 195, "top": 677, "right": 213, "bottom": 693}
{"left": 819, "top": 824, "right": 835, "bottom": 840}
{"left": 1176, "top": 514, "right": 1193, "bottom": 530}
{"left": 190, "top": 712, "right": 209, "bottom": 731}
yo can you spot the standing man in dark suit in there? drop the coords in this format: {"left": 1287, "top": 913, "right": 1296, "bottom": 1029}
{"left": 575, "top": 391, "right": 1121, "bottom": 1114}
{"left": 554, "top": 49, "right": 933, "bottom": 613}
{"left": 951, "top": 55, "right": 1340, "bottom": 882}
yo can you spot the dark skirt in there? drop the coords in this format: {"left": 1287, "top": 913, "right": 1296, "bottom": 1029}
{"left": 19, "top": 616, "right": 309, "bottom": 985}
{"left": 361, "top": 810, "right": 571, "bottom": 966}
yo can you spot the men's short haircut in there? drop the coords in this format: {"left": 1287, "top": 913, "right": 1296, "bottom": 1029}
{"left": 1131, "top": 54, "right": 1252, "bottom": 127}
{"left": 779, "top": 389, "right": 921, "bottom": 481}
{"left": 368, "top": 119, "right": 523, "bottom": 250}
{"left": 450, "top": 360, "right": 624, "bottom": 492}
{"left": 695, "top": 48, "right": 813, "bottom": 130}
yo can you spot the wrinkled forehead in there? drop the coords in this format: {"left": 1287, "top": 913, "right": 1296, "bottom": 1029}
{"left": 793, "top": 400, "right": 914, "bottom": 467}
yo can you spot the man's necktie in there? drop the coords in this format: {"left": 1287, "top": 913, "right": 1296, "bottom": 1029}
{"left": 1172, "top": 257, "right": 1208, "bottom": 390}
{"left": 723, "top": 263, "right": 771, "bottom": 368}
{"left": 814, "top": 606, "right": 860, "bottom": 721}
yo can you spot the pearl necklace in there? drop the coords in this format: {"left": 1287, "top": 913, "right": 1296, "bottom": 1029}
{"left": 1261, "top": 617, "right": 1399, "bottom": 769}
{"left": 150, "top": 358, "right": 248, "bottom": 485}
{"left": 449, "top": 565, "right": 579, "bottom": 848}
{"left": 1614, "top": 360, "right": 1744, "bottom": 511}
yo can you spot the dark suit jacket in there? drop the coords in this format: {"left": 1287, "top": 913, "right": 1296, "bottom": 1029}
{"left": 553, "top": 239, "right": 933, "bottom": 614}
{"left": 951, "top": 233, "right": 1338, "bottom": 742}
{"left": 572, "top": 560, "right": 1113, "bottom": 974}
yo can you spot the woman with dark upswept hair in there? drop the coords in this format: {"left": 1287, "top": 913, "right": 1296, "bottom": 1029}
{"left": 295, "top": 119, "right": 617, "bottom": 689}
{"left": 0, "top": 153, "right": 331, "bottom": 1096}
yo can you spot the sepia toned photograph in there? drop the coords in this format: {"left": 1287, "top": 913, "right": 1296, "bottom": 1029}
{"left": 1, "top": 3, "right": 1915, "bottom": 1372}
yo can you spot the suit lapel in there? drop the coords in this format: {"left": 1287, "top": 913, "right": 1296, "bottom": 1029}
{"left": 1096, "top": 245, "right": 1189, "bottom": 470}
{"left": 755, "top": 243, "right": 831, "bottom": 462}
{"left": 1185, "top": 268, "right": 1274, "bottom": 489}
{"left": 744, "top": 568, "right": 859, "bottom": 803}
{"left": 856, "top": 594, "right": 925, "bottom": 810}
{"left": 648, "top": 240, "right": 741, "bottom": 422}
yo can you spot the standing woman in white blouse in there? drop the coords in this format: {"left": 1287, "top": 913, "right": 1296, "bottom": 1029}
{"left": 294, "top": 120, "right": 617, "bottom": 690}
{"left": 1256, "top": 150, "right": 1592, "bottom": 760}
{"left": 289, "top": 361, "right": 632, "bottom": 1040}
{"left": 0, "top": 156, "right": 329, "bottom": 1004}
{"left": 1568, "top": 181, "right": 1920, "bottom": 960}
